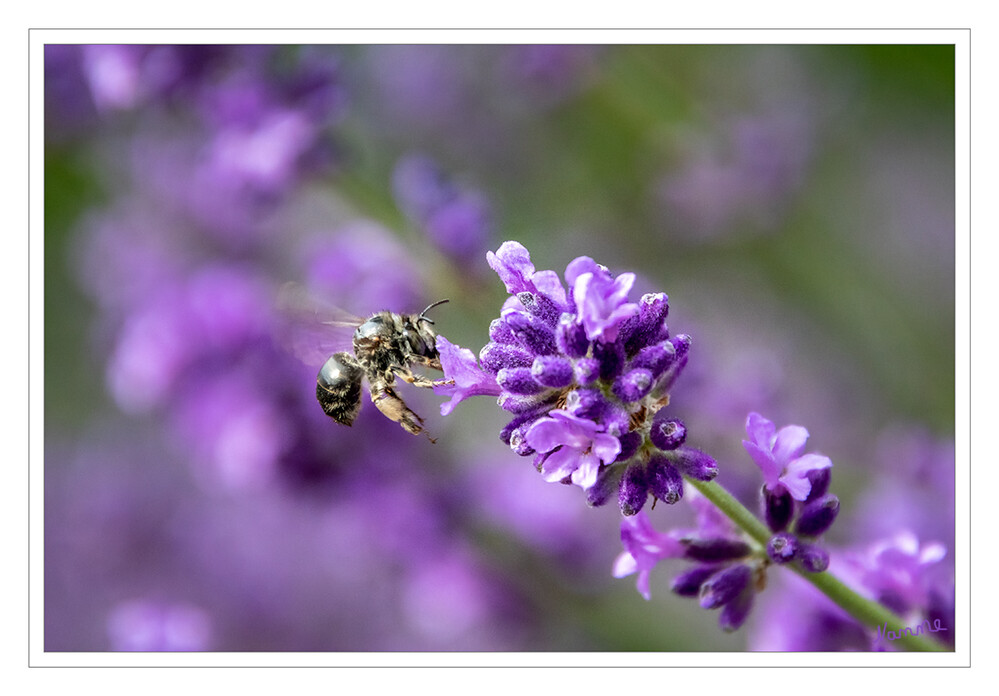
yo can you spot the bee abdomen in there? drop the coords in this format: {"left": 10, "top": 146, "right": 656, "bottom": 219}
{"left": 316, "top": 352, "right": 364, "bottom": 425}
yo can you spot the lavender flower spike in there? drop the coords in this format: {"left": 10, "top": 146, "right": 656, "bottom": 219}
{"left": 742, "top": 412, "right": 832, "bottom": 501}
{"left": 524, "top": 409, "right": 621, "bottom": 489}
{"left": 433, "top": 336, "right": 502, "bottom": 416}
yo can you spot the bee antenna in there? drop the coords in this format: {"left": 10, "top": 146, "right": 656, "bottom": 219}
{"left": 419, "top": 298, "right": 450, "bottom": 323}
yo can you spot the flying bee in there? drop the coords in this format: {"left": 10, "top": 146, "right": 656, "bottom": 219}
{"left": 277, "top": 283, "right": 452, "bottom": 441}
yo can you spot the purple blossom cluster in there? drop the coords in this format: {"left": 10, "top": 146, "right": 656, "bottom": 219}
{"left": 743, "top": 412, "right": 838, "bottom": 571}
{"left": 611, "top": 412, "right": 840, "bottom": 631}
{"left": 613, "top": 495, "right": 757, "bottom": 631}
{"left": 435, "top": 241, "right": 717, "bottom": 513}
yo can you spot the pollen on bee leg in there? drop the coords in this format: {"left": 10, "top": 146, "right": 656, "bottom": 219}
{"left": 370, "top": 384, "right": 433, "bottom": 439}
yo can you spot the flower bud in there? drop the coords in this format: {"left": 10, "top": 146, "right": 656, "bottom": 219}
{"left": 612, "top": 368, "right": 654, "bottom": 403}
{"left": 517, "top": 291, "right": 562, "bottom": 327}
{"left": 629, "top": 341, "right": 675, "bottom": 379}
{"left": 496, "top": 367, "right": 546, "bottom": 395}
{"left": 671, "top": 447, "right": 718, "bottom": 481}
{"left": 699, "top": 564, "right": 751, "bottom": 610}
{"left": 798, "top": 544, "right": 830, "bottom": 573}
{"left": 503, "top": 309, "right": 557, "bottom": 356}
{"left": 555, "top": 313, "right": 590, "bottom": 358}
{"left": 615, "top": 431, "right": 643, "bottom": 462}
{"left": 593, "top": 340, "right": 625, "bottom": 380}
{"left": 619, "top": 462, "right": 649, "bottom": 516}
{"left": 531, "top": 355, "right": 575, "bottom": 388}
{"left": 804, "top": 467, "right": 832, "bottom": 503}
{"left": 670, "top": 565, "right": 719, "bottom": 597}
{"left": 648, "top": 456, "right": 683, "bottom": 505}
{"left": 766, "top": 532, "right": 798, "bottom": 563}
{"left": 683, "top": 538, "right": 752, "bottom": 563}
{"left": 622, "top": 292, "right": 670, "bottom": 356}
{"left": 488, "top": 317, "right": 517, "bottom": 345}
{"left": 718, "top": 586, "right": 754, "bottom": 632}
{"left": 649, "top": 411, "right": 686, "bottom": 451}
{"left": 763, "top": 485, "right": 794, "bottom": 532}
{"left": 586, "top": 464, "right": 622, "bottom": 508}
{"left": 479, "top": 342, "right": 533, "bottom": 373}
{"left": 795, "top": 494, "right": 840, "bottom": 537}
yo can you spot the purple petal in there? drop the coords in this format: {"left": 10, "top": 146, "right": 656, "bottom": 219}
{"left": 539, "top": 446, "right": 580, "bottom": 483}
{"left": 781, "top": 453, "right": 832, "bottom": 501}
{"left": 486, "top": 241, "right": 535, "bottom": 294}
{"left": 530, "top": 269, "right": 568, "bottom": 307}
{"left": 570, "top": 451, "right": 602, "bottom": 489}
{"left": 564, "top": 255, "right": 601, "bottom": 287}
{"left": 591, "top": 432, "right": 623, "bottom": 464}
{"left": 742, "top": 439, "right": 781, "bottom": 487}
{"left": 612, "top": 551, "right": 638, "bottom": 579}
{"left": 745, "top": 412, "right": 776, "bottom": 447}
{"left": 524, "top": 416, "right": 569, "bottom": 453}
{"left": 607, "top": 272, "right": 636, "bottom": 305}
{"left": 773, "top": 424, "right": 809, "bottom": 464}
{"left": 434, "top": 336, "right": 502, "bottom": 415}
{"left": 635, "top": 570, "right": 653, "bottom": 601}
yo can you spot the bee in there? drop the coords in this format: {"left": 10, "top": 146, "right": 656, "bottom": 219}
{"left": 278, "top": 284, "right": 452, "bottom": 441}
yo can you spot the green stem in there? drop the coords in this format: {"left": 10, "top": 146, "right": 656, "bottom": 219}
{"left": 684, "top": 478, "right": 951, "bottom": 653}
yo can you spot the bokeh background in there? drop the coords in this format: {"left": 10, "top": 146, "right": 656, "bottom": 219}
{"left": 44, "top": 43, "right": 955, "bottom": 652}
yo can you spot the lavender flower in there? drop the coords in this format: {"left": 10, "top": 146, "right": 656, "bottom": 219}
{"left": 742, "top": 412, "right": 832, "bottom": 501}
{"left": 439, "top": 241, "right": 715, "bottom": 515}
{"left": 525, "top": 410, "right": 622, "bottom": 489}
{"left": 434, "top": 336, "right": 503, "bottom": 416}
{"left": 612, "top": 510, "right": 687, "bottom": 600}
{"left": 613, "top": 492, "right": 759, "bottom": 631}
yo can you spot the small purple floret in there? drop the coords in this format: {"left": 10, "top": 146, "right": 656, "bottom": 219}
{"left": 612, "top": 510, "right": 687, "bottom": 600}
{"left": 742, "top": 412, "right": 832, "bottom": 501}
{"left": 434, "top": 336, "right": 502, "bottom": 416}
{"left": 523, "top": 410, "right": 621, "bottom": 490}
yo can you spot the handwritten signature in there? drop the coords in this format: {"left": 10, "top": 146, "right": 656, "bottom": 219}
{"left": 875, "top": 618, "right": 948, "bottom": 643}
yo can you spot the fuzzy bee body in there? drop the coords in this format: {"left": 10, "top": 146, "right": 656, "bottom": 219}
{"left": 278, "top": 283, "right": 450, "bottom": 439}
{"left": 311, "top": 305, "right": 448, "bottom": 440}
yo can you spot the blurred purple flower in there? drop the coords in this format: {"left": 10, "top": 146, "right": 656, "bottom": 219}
{"left": 107, "top": 600, "right": 213, "bottom": 651}
{"left": 844, "top": 531, "right": 948, "bottom": 616}
{"left": 658, "top": 112, "right": 813, "bottom": 240}
{"left": 392, "top": 153, "right": 493, "bottom": 264}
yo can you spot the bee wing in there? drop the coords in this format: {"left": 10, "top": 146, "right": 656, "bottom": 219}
{"left": 275, "top": 282, "right": 365, "bottom": 367}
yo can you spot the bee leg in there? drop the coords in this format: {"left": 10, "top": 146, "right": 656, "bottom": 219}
{"left": 392, "top": 365, "right": 447, "bottom": 389}
{"left": 370, "top": 380, "right": 436, "bottom": 442}
{"left": 408, "top": 354, "right": 443, "bottom": 372}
